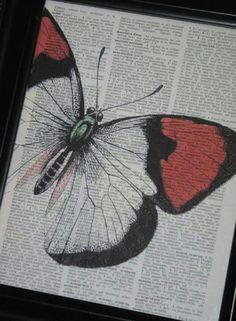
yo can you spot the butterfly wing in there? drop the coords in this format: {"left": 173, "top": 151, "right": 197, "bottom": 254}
{"left": 44, "top": 115, "right": 236, "bottom": 267}
{"left": 10, "top": 8, "right": 84, "bottom": 189}
{"left": 29, "top": 8, "right": 84, "bottom": 118}
{"left": 45, "top": 116, "right": 158, "bottom": 267}
{"left": 144, "top": 115, "right": 236, "bottom": 214}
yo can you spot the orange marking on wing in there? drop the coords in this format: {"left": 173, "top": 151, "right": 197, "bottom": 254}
{"left": 34, "top": 16, "right": 70, "bottom": 61}
{"left": 161, "top": 118, "right": 226, "bottom": 212}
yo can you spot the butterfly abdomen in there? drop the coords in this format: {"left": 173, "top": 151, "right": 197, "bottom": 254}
{"left": 34, "top": 148, "right": 71, "bottom": 195}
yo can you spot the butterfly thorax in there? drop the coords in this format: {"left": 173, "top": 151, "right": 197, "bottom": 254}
{"left": 69, "top": 114, "right": 96, "bottom": 149}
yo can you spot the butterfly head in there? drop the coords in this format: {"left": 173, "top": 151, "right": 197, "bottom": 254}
{"left": 86, "top": 107, "right": 103, "bottom": 122}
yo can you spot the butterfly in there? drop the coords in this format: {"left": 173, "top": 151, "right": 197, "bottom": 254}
{"left": 13, "top": 8, "right": 236, "bottom": 268}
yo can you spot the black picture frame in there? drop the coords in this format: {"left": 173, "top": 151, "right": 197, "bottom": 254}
{"left": 0, "top": 1, "right": 235, "bottom": 320}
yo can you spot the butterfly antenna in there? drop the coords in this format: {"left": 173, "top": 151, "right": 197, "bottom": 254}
{"left": 96, "top": 47, "right": 105, "bottom": 110}
{"left": 101, "top": 84, "right": 163, "bottom": 112}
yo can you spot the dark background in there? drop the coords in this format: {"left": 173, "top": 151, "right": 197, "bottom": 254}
{"left": 135, "top": 0, "right": 236, "bottom": 14}
{"left": 0, "top": 1, "right": 235, "bottom": 321}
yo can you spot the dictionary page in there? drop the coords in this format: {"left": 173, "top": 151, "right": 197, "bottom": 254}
{"left": 0, "top": 1, "right": 236, "bottom": 321}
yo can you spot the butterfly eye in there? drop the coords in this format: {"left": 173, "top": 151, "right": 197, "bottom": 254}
{"left": 97, "top": 112, "right": 103, "bottom": 122}
{"left": 87, "top": 107, "right": 95, "bottom": 115}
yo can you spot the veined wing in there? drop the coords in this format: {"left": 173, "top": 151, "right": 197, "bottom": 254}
{"left": 42, "top": 114, "right": 236, "bottom": 267}
{"left": 44, "top": 116, "right": 158, "bottom": 267}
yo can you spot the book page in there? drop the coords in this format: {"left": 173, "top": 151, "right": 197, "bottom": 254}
{"left": 0, "top": 1, "right": 236, "bottom": 320}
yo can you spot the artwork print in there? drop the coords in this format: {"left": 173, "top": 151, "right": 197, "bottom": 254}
{"left": 10, "top": 8, "right": 236, "bottom": 268}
